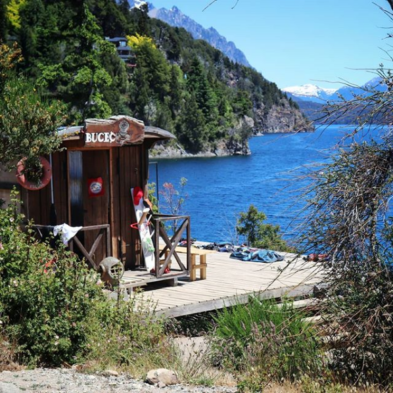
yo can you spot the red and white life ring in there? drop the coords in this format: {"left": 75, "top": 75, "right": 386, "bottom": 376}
{"left": 16, "top": 156, "right": 52, "bottom": 191}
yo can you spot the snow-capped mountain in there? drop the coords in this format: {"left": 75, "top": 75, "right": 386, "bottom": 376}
{"left": 283, "top": 77, "right": 387, "bottom": 104}
{"left": 332, "top": 76, "right": 387, "bottom": 101}
{"left": 128, "top": 0, "right": 149, "bottom": 9}
{"left": 283, "top": 84, "right": 338, "bottom": 103}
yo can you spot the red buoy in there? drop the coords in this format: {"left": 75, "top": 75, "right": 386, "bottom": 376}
{"left": 16, "top": 156, "right": 52, "bottom": 191}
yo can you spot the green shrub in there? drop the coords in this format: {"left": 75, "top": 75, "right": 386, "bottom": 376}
{"left": 236, "top": 205, "right": 295, "bottom": 252}
{"left": 211, "top": 296, "right": 323, "bottom": 391}
{"left": 84, "top": 295, "right": 172, "bottom": 375}
{"left": 0, "top": 192, "right": 168, "bottom": 371}
{"left": 0, "top": 193, "right": 104, "bottom": 366}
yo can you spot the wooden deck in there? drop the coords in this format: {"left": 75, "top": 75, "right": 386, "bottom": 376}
{"left": 120, "top": 251, "right": 325, "bottom": 318}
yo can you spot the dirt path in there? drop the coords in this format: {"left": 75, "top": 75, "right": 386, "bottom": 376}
{"left": 0, "top": 369, "right": 237, "bottom": 393}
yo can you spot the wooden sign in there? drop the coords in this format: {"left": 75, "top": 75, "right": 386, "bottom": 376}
{"left": 84, "top": 116, "right": 145, "bottom": 147}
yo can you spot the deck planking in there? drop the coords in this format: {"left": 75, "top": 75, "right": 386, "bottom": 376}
{"left": 121, "top": 251, "right": 325, "bottom": 318}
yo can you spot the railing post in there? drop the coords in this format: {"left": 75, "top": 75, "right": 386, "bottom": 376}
{"left": 106, "top": 225, "right": 111, "bottom": 258}
{"left": 155, "top": 217, "right": 160, "bottom": 277}
{"left": 186, "top": 217, "right": 191, "bottom": 273}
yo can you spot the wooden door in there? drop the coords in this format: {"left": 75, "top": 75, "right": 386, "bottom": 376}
{"left": 82, "top": 150, "right": 110, "bottom": 265}
{"left": 115, "top": 145, "right": 143, "bottom": 270}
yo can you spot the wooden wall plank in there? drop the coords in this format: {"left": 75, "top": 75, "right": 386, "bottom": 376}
{"left": 51, "top": 151, "right": 68, "bottom": 225}
{"left": 26, "top": 187, "right": 41, "bottom": 224}
{"left": 119, "top": 145, "right": 143, "bottom": 270}
{"left": 109, "top": 148, "right": 120, "bottom": 259}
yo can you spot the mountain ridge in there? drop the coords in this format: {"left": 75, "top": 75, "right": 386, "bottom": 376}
{"left": 128, "top": 0, "right": 252, "bottom": 67}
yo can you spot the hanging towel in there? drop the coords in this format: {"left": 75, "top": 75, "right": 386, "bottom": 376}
{"left": 53, "top": 224, "right": 83, "bottom": 245}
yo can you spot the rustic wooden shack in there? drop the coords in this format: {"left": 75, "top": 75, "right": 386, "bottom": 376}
{"left": 0, "top": 116, "right": 191, "bottom": 282}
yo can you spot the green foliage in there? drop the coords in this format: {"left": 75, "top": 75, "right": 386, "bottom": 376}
{"left": 6, "top": 0, "right": 26, "bottom": 30}
{"left": 176, "top": 93, "right": 207, "bottom": 152}
{"left": 0, "top": 77, "right": 65, "bottom": 171}
{"left": 236, "top": 204, "right": 293, "bottom": 252}
{"left": 84, "top": 296, "right": 169, "bottom": 374}
{"left": 0, "top": 191, "right": 168, "bottom": 370}
{"left": 300, "top": 140, "right": 393, "bottom": 385}
{"left": 147, "top": 182, "right": 159, "bottom": 214}
{"left": 0, "top": 193, "right": 104, "bottom": 365}
{"left": 211, "top": 297, "right": 323, "bottom": 391}
{"left": 0, "top": 0, "right": 8, "bottom": 41}
{"left": 1, "top": 0, "right": 302, "bottom": 151}
{"left": 0, "top": 43, "right": 65, "bottom": 171}
{"left": 32, "top": 4, "right": 118, "bottom": 121}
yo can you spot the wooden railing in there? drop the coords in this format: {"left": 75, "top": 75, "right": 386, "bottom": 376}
{"left": 33, "top": 218, "right": 190, "bottom": 280}
{"left": 152, "top": 214, "right": 191, "bottom": 279}
{"left": 33, "top": 224, "right": 111, "bottom": 270}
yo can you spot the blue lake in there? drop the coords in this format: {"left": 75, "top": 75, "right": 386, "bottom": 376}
{"left": 150, "top": 125, "right": 383, "bottom": 243}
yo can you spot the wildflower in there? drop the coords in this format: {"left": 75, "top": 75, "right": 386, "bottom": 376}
{"left": 0, "top": 242, "right": 3, "bottom": 250}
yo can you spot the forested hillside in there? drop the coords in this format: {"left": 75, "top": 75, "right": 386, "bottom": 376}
{"left": 0, "top": 0, "right": 312, "bottom": 154}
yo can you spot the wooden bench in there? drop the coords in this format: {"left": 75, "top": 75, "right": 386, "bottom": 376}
{"left": 159, "top": 245, "right": 215, "bottom": 281}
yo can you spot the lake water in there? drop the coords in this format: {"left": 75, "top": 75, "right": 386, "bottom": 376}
{"left": 151, "top": 125, "right": 381, "bottom": 243}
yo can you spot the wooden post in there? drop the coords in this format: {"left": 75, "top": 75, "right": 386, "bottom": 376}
{"left": 186, "top": 217, "right": 191, "bottom": 274}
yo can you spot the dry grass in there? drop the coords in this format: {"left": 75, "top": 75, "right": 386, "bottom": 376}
{"left": 171, "top": 336, "right": 236, "bottom": 387}
{"left": 263, "top": 381, "right": 388, "bottom": 393}
{"left": 0, "top": 335, "right": 24, "bottom": 372}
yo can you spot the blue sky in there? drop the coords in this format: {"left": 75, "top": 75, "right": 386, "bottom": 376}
{"left": 151, "top": 0, "right": 392, "bottom": 89}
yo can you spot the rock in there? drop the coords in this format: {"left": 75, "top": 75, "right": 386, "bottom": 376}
{"left": 0, "top": 382, "right": 21, "bottom": 393}
{"left": 243, "top": 115, "right": 255, "bottom": 129}
{"left": 101, "top": 369, "right": 119, "bottom": 377}
{"left": 145, "top": 368, "right": 179, "bottom": 386}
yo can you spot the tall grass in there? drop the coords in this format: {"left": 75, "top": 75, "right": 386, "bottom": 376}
{"left": 211, "top": 296, "right": 324, "bottom": 392}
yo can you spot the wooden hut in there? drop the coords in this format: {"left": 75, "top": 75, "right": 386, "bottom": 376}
{"left": 0, "top": 116, "right": 191, "bottom": 282}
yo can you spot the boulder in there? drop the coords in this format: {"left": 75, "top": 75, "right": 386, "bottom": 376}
{"left": 101, "top": 369, "right": 119, "bottom": 377}
{"left": 145, "top": 368, "right": 179, "bottom": 386}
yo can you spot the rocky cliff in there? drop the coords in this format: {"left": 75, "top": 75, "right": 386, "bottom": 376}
{"left": 149, "top": 138, "right": 251, "bottom": 159}
{"left": 254, "top": 102, "right": 312, "bottom": 134}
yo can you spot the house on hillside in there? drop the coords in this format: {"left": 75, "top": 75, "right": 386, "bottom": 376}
{"left": 106, "top": 37, "right": 136, "bottom": 65}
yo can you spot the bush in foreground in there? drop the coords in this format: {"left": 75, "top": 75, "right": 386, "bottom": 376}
{"left": 0, "top": 192, "right": 167, "bottom": 370}
{"left": 211, "top": 297, "right": 324, "bottom": 392}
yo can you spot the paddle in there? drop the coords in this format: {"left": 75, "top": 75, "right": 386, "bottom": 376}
{"left": 49, "top": 154, "right": 57, "bottom": 226}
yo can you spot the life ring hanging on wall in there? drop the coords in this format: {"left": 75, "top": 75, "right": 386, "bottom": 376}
{"left": 16, "top": 156, "right": 52, "bottom": 191}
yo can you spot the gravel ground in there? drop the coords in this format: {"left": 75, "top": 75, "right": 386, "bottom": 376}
{"left": 0, "top": 369, "right": 237, "bottom": 393}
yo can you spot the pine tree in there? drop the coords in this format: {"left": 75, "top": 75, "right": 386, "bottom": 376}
{"left": 176, "top": 93, "right": 207, "bottom": 153}
{"left": 0, "top": 0, "right": 8, "bottom": 41}
{"left": 186, "top": 57, "right": 217, "bottom": 121}
{"left": 168, "top": 65, "right": 183, "bottom": 119}
{"left": 6, "top": 0, "right": 26, "bottom": 31}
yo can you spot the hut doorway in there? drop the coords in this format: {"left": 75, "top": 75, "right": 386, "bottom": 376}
{"left": 68, "top": 149, "right": 110, "bottom": 265}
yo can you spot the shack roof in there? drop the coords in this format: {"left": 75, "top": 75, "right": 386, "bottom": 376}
{"left": 57, "top": 116, "right": 175, "bottom": 145}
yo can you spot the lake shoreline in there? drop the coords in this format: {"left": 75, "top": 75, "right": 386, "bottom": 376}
{"left": 149, "top": 130, "right": 317, "bottom": 160}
